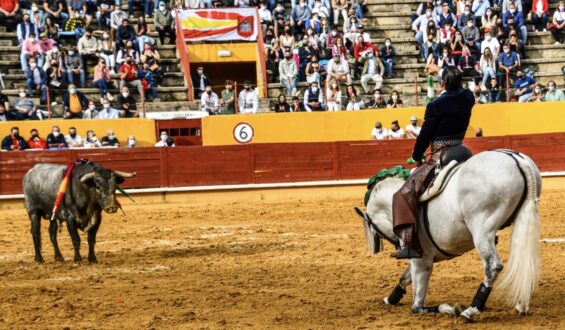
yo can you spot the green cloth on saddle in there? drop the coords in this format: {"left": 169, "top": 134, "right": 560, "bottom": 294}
{"left": 364, "top": 165, "right": 411, "bottom": 206}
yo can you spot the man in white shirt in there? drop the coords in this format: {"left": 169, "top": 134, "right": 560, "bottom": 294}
{"left": 303, "top": 81, "right": 324, "bottom": 111}
{"left": 238, "top": 81, "right": 259, "bottom": 114}
{"left": 405, "top": 116, "right": 422, "bottom": 139}
{"left": 389, "top": 120, "right": 405, "bottom": 139}
{"left": 412, "top": 6, "right": 435, "bottom": 45}
{"left": 65, "top": 127, "right": 83, "bottom": 147}
{"left": 371, "top": 121, "right": 388, "bottom": 140}
{"left": 201, "top": 84, "right": 220, "bottom": 114}
{"left": 360, "top": 50, "right": 384, "bottom": 94}
{"left": 97, "top": 98, "right": 120, "bottom": 119}
{"left": 480, "top": 30, "right": 500, "bottom": 55}
{"left": 155, "top": 131, "right": 175, "bottom": 147}
{"left": 326, "top": 52, "right": 352, "bottom": 86}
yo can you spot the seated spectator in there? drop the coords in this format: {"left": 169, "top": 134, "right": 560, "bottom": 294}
{"left": 389, "top": 120, "right": 405, "bottom": 139}
{"left": 25, "top": 58, "right": 49, "bottom": 105}
{"left": 545, "top": 80, "right": 565, "bottom": 101}
{"left": 154, "top": 2, "right": 176, "bottom": 45}
{"left": 16, "top": 13, "right": 37, "bottom": 46}
{"left": 220, "top": 80, "right": 235, "bottom": 114}
{"left": 366, "top": 89, "right": 386, "bottom": 109}
{"left": 1, "top": 127, "right": 28, "bottom": 151}
{"left": 531, "top": 0, "right": 549, "bottom": 32}
{"left": 303, "top": 81, "right": 324, "bottom": 111}
{"left": 166, "top": 137, "right": 175, "bottom": 147}
{"left": 110, "top": 7, "right": 127, "bottom": 42}
{"left": 27, "top": 128, "right": 46, "bottom": 149}
{"left": 98, "top": 98, "right": 120, "bottom": 119}
{"left": 21, "top": 31, "right": 44, "bottom": 71}
{"left": 267, "top": 42, "right": 284, "bottom": 83}
{"left": 353, "top": 35, "right": 379, "bottom": 79}
{"left": 405, "top": 116, "right": 421, "bottom": 139}
{"left": 514, "top": 68, "right": 536, "bottom": 102}
{"left": 461, "top": 18, "right": 481, "bottom": 55}
{"left": 550, "top": 2, "right": 564, "bottom": 44}
{"left": 12, "top": 87, "right": 40, "bottom": 120}
{"left": 479, "top": 47, "right": 497, "bottom": 88}
{"left": 64, "top": 11, "right": 87, "bottom": 41}
{"left": 259, "top": 2, "right": 273, "bottom": 31}
{"left": 127, "top": 135, "right": 136, "bottom": 147}
{"left": 497, "top": 43, "right": 519, "bottom": 87}
{"left": 290, "top": 0, "right": 310, "bottom": 36}
{"left": 140, "top": 44, "right": 164, "bottom": 85}
{"left": 0, "top": 0, "right": 22, "bottom": 32}
{"left": 46, "top": 125, "right": 67, "bottom": 149}
{"left": 305, "top": 57, "right": 322, "bottom": 85}
{"left": 412, "top": 6, "right": 435, "bottom": 46}
{"left": 311, "top": 0, "right": 329, "bottom": 20}
{"left": 155, "top": 131, "right": 174, "bottom": 147}
{"left": 138, "top": 62, "right": 158, "bottom": 101}
{"left": 93, "top": 58, "right": 113, "bottom": 100}
{"left": 117, "top": 87, "right": 139, "bottom": 117}
{"left": 437, "top": 3, "right": 457, "bottom": 28}
{"left": 100, "top": 32, "right": 116, "bottom": 74}
{"left": 503, "top": 2, "right": 527, "bottom": 45}
{"left": 84, "top": 129, "right": 102, "bottom": 147}
{"left": 458, "top": 46, "right": 480, "bottom": 84}
{"left": 119, "top": 55, "right": 144, "bottom": 99}
{"left": 508, "top": 30, "right": 526, "bottom": 59}
{"left": 43, "top": 0, "right": 68, "bottom": 27}
{"left": 0, "top": 88, "right": 9, "bottom": 111}
{"left": 482, "top": 7, "right": 498, "bottom": 33}
{"left": 326, "top": 79, "right": 342, "bottom": 111}
{"left": 96, "top": 0, "right": 114, "bottom": 30}
{"left": 0, "top": 104, "right": 9, "bottom": 121}
{"left": 30, "top": 6, "right": 45, "bottom": 34}
{"left": 473, "top": 85, "right": 487, "bottom": 104}
{"left": 502, "top": 0, "right": 523, "bottom": 13}
{"left": 471, "top": 0, "right": 489, "bottom": 25}
{"left": 279, "top": 25, "right": 295, "bottom": 49}
{"left": 101, "top": 130, "right": 120, "bottom": 147}
{"left": 238, "top": 81, "right": 259, "bottom": 114}
{"left": 480, "top": 30, "right": 500, "bottom": 56}
{"left": 116, "top": 18, "right": 136, "bottom": 51}
{"left": 371, "top": 121, "right": 388, "bottom": 140}
{"left": 528, "top": 83, "right": 545, "bottom": 102}
{"left": 63, "top": 84, "right": 89, "bottom": 119}
{"left": 360, "top": 50, "right": 384, "bottom": 94}
{"left": 78, "top": 29, "right": 101, "bottom": 70}
{"left": 387, "top": 90, "right": 403, "bottom": 108}
{"left": 65, "top": 46, "right": 86, "bottom": 87}
{"left": 326, "top": 52, "right": 351, "bottom": 87}
{"left": 274, "top": 94, "right": 291, "bottom": 112}
{"left": 65, "top": 127, "right": 83, "bottom": 147}
{"left": 487, "top": 77, "right": 503, "bottom": 103}
{"left": 457, "top": 5, "right": 473, "bottom": 30}
{"left": 422, "top": 33, "right": 439, "bottom": 62}
{"left": 345, "top": 84, "right": 363, "bottom": 111}
{"left": 279, "top": 49, "right": 298, "bottom": 96}
{"left": 44, "top": 44, "right": 64, "bottom": 81}
{"left": 38, "top": 33, "right": 55, "bottom": 55}
{"left": 201, "top": 84, "right": 220, "bottom": 115}
{"left": 412, "top": 0, "right": 434, "bottom": 22}
{"left": 380, "top": 38, "right": 395, "bottom": 78}
{"left": 290, "top": 96, "right": 305, "bottom": 112}
{"left": 45, "top": 53, "right": 65, "bottom": 89}
{"left": 191, "top": 66, "right": 211, "bottom": 99}
{"left": 332, "top": 0, "right": 348, "bottom": 26}
{"left": 43, "top": 16, "right": 61, "bottom": 41}
{"left": 116, "top": 41, "right": 140, "bottom": 70}
{"left": 450, "top": 31, "right": 465, "bottom": 64}
{"left": 83, "top": 100, "right": 99, "bottom": 119}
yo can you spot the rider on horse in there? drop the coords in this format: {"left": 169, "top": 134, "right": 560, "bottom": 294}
{"left": 391, "top": 67, "right": 475, "bottom": 259}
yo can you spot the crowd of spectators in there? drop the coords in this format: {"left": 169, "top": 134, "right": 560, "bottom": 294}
{"left": 370, "top": 116, "right": 422, "bottom": 140}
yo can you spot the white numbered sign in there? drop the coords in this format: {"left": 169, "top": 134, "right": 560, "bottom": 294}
{"left": 233, "top": 122, "right": 254, "bottom": 144}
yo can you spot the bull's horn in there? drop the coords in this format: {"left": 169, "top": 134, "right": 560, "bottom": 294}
{"left": 114, "top": 171, "right": 136, "bottom": 178}
{"left": 80, "top": 172, "right": 95, "bottom": 183}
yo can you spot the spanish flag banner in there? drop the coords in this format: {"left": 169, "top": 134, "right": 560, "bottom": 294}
{"left": 179, "top": 8, "right": 258, "bottom": 42}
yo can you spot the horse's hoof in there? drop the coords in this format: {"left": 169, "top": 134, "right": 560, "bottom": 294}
{"left": 54, "top": 255, "right": 65, "bottom": 262}
{"left": 460, "top": 314, "right": 475, "bottom": 323}
{"left": 34, "top": 256, "right": 45, "bottom": 264}
{"left": 74, "top": 257, "right": 83, "bottom": 263}
{"left": 453, "top": 304, "right": 466, "bottom": 317}
{"left": 88, "top": 258, "right": 98, "bottom": 264}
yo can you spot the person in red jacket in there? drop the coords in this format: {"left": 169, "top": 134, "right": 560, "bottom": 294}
{"left": 0, "top": 0, "right": 22, "bottom": 32}
{"left": 353, "top": 35, "right": 378, "bottom": 80}
{"left": 531, "top": 0, "right": 549, "bottom": 32}
{"left": 27, "top": 128, "right": 47, "bottom": 150}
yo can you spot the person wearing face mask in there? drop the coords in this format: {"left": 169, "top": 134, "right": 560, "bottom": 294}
{"left": 380, "top": 39, "right": 396, "bottom": 78}
{"left": 64, "top": 45, "right": 86, "bottom": 87}
{"left": 388, "top": 120, "right": 405, "bottom": 139}
{"left": 461, "top": 18, "right": 481, "bottom": 55}
{"left": 116, "top": 40, "right": 140, "bottom": 70}
{"left": 100, "top": 32, "right": 116, "bottom": 73}
{"left": 365, "top": 89, "right": 384, "bottom": 109}
{"left": 303, "top": 81, "right": 324, "bottom": 111}
{"left": 64, "top": 127, "right": 84, "bottom": 148}
{"left": 84, "top": 130, "right": 102, "bottom": 148}
{"left": 78, "top": 29, "right": 102, "bottom": 71}
{"left": 220, "top": 80, "right": 235, "bottom": 114}
{"left": 38, "top": 33, "right": 56, "bottom": 55}
{"left": 279, "top": 50, "right": 298, "bottom": 96}
{"left": 360, "top": 49, "right": 384, "bottom": 94}
{"left": 527, "top": 83, "right": 545, "bottom": 102}
{"left": 101, "top": 129, "right": 120, "bottom": 147}
{"left": 96, "top": 0, "right": 114, "bottom": 30}
{"left": 311, "top": 0, "right": 329, "bottom": 19}
{"left": 530, "top": 0, "right": 549, "bottom": 33}
{"left": 43, "top": 0, "right": 69, "bottom": 27}
{"left": 405, "top": 116, "right": 422, "bottom": 139}
{"left": 513, "top": 68, "right": 536, "bottom": 102}
{"left": 305, "top": 14, "right": 321, "bottom": 35}
{"left": 83, "top": 100, "right": 99, "bottom": 119}
{"left": 12, "top": 87, "right": 41, "bottom": 120}
{"left": 544, "top": 80, "right": 565, "bottom": 101}
{"left": 117, "top": 86, "right": 139, "bottom": 117}
{"left": 267, "top": 42, "right": 284, "bottom": 83}
{"left": 127, "top": 135, "right": 136, "bottom": 148}
{"left": 386, "top": 90, "right": 403, "bottom": 108}
{"left": 115, "top": 19, "right": 137, "bottom": 52}
{"left": 325, "top": 26, "right": 341, "bottom": 59}
{"left": 456, "top": 5, "right": 472, "bottom": 30}
{"left": 412, "top": 6, "right": 435, "bottom": 46}
{"left": 63, "top": 84, "right": 88, "bottom": 118}
{"left": 496, "top": 44, "right": 519, "bottom": 87}
{"left": 191, "top": 66, "right": 212, "bottom": 99}
{"left": 24, "top": 58, "right": 49, "bottom": 105}
{"left": 353, "top": 35, "right": 379, "bottom": 80}
{"left": 370, "top": 122, "right": 388, "bottom": 140}
{"left": 155, "top": 131, "right": 174, "bottom": 147}
{"left": 46, "top": 125, "right": 67, "bottom": 149}
{"left": 64, "top": 9, "right": 87, "bottom": 41}
{"left": 290, "top": 0, "right": 311, "bottom": 36}
{"left": 97, "top": 98, "right": 120, "bottom": 119}
{"left": 110, "top": 7, "right": 128, "bottom": 42}
{"left": 550, "top": 1, "right": 565, "bottom": 44}
{"left": 502, "top": 2, "right": 527, "bottom": 45}
{"left": 26, "top": 128, "right": 46, "bottom": 149}
{"left": 119, "top": 55, "right": 144, "bottom": 99}
{"left": 17, "top": 13, "right": 39, "bottom": 46}
{"left": 480, "top": 30, "right": 500, "bottom": 56}
{"left": 502, "top": 0, "right": 523, "bottom": 13}
{"left": 20, "top": 32, "right": 44, "bottom": 71}
{"left": 471, "top": 0, "right": 489, "bottom": 24}
{"left": 258, "top": 2, "right": 273, "bottom": 32}
{"left": 2, "top": 127, "right": 28, "bottom": 151}
{"left": 238, "top": 81, "right": 259, "bottom": 114}
{"left": 331, "top": 0, "right": 348, "bottom": 25}
{"left": 154, "top": 1, "right": 176, "bottom": 45}
{"left": 326, "top": 51, "right": 352, "bottom": 87}
{"left": 201, "top": 84, "right": 220, "bottom": 115}
{"left": 457, "top": 46, "right": 480, "bottom": 85}
{"left": 325, "top": 78, "right": 341, "bottom": 111}
{"left": 136, "top": 16, "right": 156, "bottom": 53}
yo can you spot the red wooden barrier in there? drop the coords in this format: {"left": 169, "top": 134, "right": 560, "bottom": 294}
{"left": 2, "top": 132, "right": 565, "bottom": 195}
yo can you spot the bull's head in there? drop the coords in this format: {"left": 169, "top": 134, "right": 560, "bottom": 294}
{"left": 80, "top": 169, "right": 136, "bottom": 213}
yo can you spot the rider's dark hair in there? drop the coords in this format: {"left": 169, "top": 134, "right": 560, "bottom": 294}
{"left": 443, "top": 67, "right": 462, "bottom": 92}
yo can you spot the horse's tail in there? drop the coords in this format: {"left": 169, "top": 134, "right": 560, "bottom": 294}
{"left": 497, "top": 153, "right": 541, "bottom": 313}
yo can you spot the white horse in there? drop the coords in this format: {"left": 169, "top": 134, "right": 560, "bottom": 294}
{"left": 355, "top": 150, "right": 541, "bottom": 321}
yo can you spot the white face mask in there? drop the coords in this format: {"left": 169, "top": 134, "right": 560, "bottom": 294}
{"left": 331, "top": 31, "right": 337, "bottom": 36}
{"left": 534, "top": 88, "right": 541, "bottom": 94}
{"left": 30, "top": 63, "right": 37, "bottom": 69}
{"left": 89, "top": 105, "right": 96, "bottom": 110}
{"left": 464, "top": 10, "right": 470, "bottom": 15}
{"left": 68, "top": 51, "right": 75, "bottom": 56}
{"left": 392, "top": 95, "right": 398, "bottom": 100}
{"left": 161, "top": 135, "right": 168, "bottom": 141}
{"left": 159, "top": 5, "right": 166, "bottom": 11}
{"left": 91, "top": 137, "right": 98, "bottom": 142}
{"left": 549, "top": 86, "right": 555, "bottom": 92}
{"left": 122, "top": 92, "right": 129, "bottom": 98}
{"left": 70, "top": 88, "right": 76, "bottom": 94}
{"left": 509, "top": 9, "right": 516, "bottom": 13}
{"left": 485, "top": 35, "right": 491, "bottom": 41}
{"left": 19, "top": 92, "right": 26, "bottom": 97}
{"left": 311, "top": 87, "right": 318, "bottom": 93}
{"left": 385, "top": 41, "right": 391, "bottom": 47}
{"left": 53, "top": 131, "right": 60, "bottom": 137}
{"left": 103, "top": 34, "right": 110, "bottom": 39}
{"left": 129, "top": 139, "right": 136, "bottom": 146}
{"left": 103, "top": 103, "right": 110, "bottom": 109}
{"left": 467, "top": 22, "right": 473, "bottom": 27}
{"left": 374, "top": 93, "right": 380, "bottom": 98}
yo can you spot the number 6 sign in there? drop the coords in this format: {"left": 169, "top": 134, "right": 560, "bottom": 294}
{"left": 233, "top": 122, "right": 254, "bottom": 144}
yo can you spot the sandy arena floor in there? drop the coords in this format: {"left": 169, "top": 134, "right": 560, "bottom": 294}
{"left": 0, "top": 189, "right": 563, "bottom": 329}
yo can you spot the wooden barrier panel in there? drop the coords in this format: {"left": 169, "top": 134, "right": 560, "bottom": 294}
{"left": 2, "top": 132, "right": 565, "bottom": 196}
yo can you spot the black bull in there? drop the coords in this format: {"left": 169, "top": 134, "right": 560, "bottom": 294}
{"left": 23, "top": 162, "right": 135, "bottom": 263}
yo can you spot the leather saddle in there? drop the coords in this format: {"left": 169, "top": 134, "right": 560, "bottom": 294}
{"left": 419, "top": 145, "right": 473, "bottom": 202}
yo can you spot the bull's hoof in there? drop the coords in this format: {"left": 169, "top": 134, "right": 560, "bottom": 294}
{"left": 74, "top": 256, "right": 83, "bottom": 263}
{"left": 54, "top": 254, "right": 65, "bottom": 262}
{"left": 88, "top": 257, "right": 98, "bottom": 264}
{"left": 34, "top": 256, "right": 45, "bottom": 264}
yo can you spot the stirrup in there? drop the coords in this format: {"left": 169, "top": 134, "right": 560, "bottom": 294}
{"left": 390, "top": 247, "right": 423, "bottom": 259}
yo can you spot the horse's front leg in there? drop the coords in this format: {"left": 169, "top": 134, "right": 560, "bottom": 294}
{"left": 384, "top": 264, "right": 411, "bottom": 305}
{"left": 410, "top": 256, "right": 440, "bottom": 314}
{"left": 460, "top": 233, "right": 503, "bottom": 321}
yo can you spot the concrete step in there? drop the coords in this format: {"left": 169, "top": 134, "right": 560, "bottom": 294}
{"left": 362, "top": 25, "right": 413, "bottom": 39}
{"left": 528, "top": 31, "right": 556, "bottom": 46}
{"left": 522, "top": 57, "right": 565, "bottom": 73}
{"left": 361, "top": 15, "right": 412, "bottom": 26}
{"left": 524, "top": 43, "right": 565, "bottom": 59}
{"left": 533, "top": 71, "right": 565, "bottom": 85}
